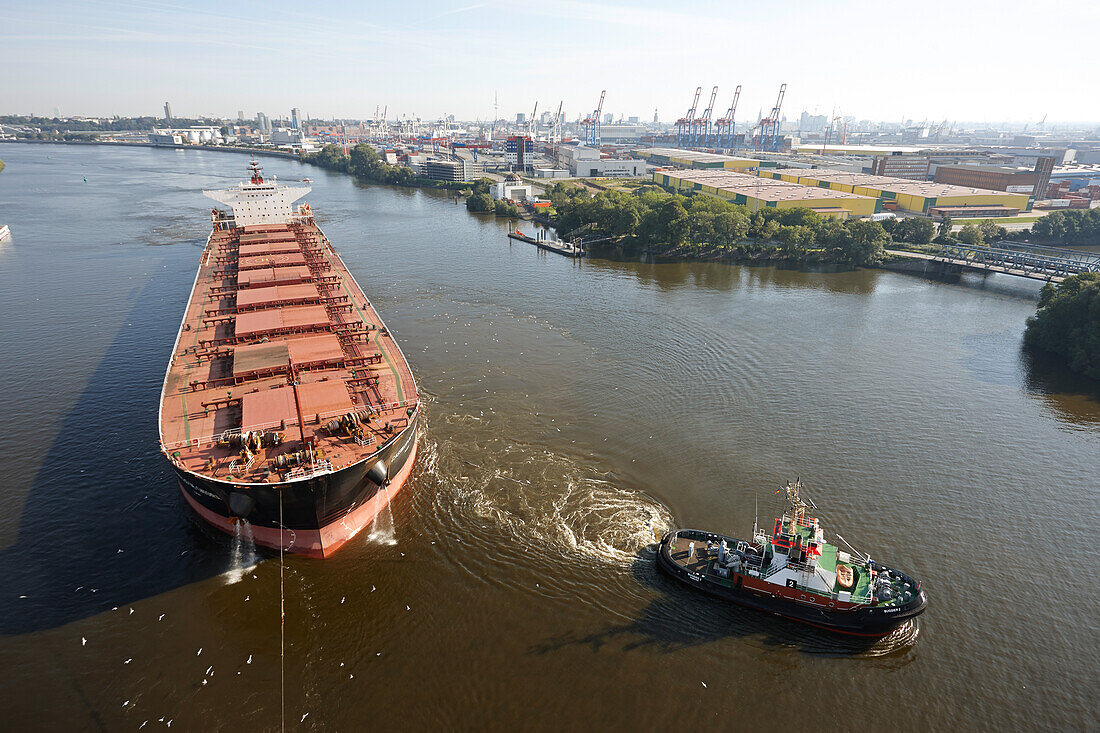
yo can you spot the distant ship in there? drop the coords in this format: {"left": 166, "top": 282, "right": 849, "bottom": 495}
{"left": 658, "top": 481, "right": 927, "bottom": 636}
{"left": 158, "top": 160, "right": 419, "bottom": 557}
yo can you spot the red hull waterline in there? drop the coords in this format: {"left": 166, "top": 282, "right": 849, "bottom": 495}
{"left": 180, "top": 443, "right": 417, "bottom": 558}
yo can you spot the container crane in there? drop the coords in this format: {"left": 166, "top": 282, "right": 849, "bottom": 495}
{"left": 715, "top": 85, "right": 741, "bottom": 149}
{"left": 754, "top": 83, "right": 786, "bottom": 152}
{"left": 581, "top": 90, "right": 606, "bottom": 147}
{"left": 528, "top": 100, "right": 538, "bottom": 138}
{"left": 693, "top": 85, "right": 718, "bottom": 148}
{"left": 551, "top": 100, "right": 564, "bottom": 160}
{"left": 676, "top": 86, "right": 701, "bottom": 148}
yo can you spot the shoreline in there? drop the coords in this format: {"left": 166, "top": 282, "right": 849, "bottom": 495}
{"left": 1, "top": 137, "right": 301, "bottom": 159}
{"left": 0, "top": 139, "right": 1025, "bottom": 279}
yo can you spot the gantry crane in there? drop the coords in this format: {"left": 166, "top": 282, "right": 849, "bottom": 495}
{"left": 693, "top": 85, "right": 718, "bottom": 147}
{"left": 529, "top": 100, "right": 538, "bottom": 138}
{"left": 676, "top": 86, "right": 701, "bottom": 148}
{"left": 581, "top": 90, "right": 606, "bottom": 147}
{"left": 754, "top": 83, "right": 786, "bottom": 152}
{"left": 715, "top": 84, "right": 741, "bottom": 149}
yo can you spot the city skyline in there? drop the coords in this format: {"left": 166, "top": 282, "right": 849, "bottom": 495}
{"left": 6, "top": 0, "right": 1100, "bottom": 124}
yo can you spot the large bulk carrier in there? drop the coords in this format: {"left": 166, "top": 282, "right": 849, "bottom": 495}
{"left": 158, "top": 161, "right": 418, "bottom": 557}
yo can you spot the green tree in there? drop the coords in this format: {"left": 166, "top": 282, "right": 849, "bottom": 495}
{"left": 465, "top": 193, "right": 494, "bottom": 212}
{"left": 1024, "top": 273, "right": 1100, "bottom": 379}
{"left": 839, "top": 219, "right": 888, "bottom": 265}
{"left": 937, "top": 215, "right": 953, "bottom": 238}
{"left": 494, "top": 199, "right": 520, "bottom": 217}
{"left": 978, "top": 220, "right": 1007, "bottom": 243}
{"left": 957, "top": 223, "right": 984, "bottom": 245}
{"left": 895, "top": 217, "right": 935, "bottom": 244}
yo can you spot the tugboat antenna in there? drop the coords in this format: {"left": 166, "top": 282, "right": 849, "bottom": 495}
{"left": 752, "top": 495, "right": 758, "bottom": 539}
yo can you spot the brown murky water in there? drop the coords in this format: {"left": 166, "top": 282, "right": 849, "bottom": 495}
{"left": 0, "top": 143, "right": 1097, "bottom": 731}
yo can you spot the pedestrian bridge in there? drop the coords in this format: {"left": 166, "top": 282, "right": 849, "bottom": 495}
{"left": 887, "top": 242, "right": 1100, "bottom": 283}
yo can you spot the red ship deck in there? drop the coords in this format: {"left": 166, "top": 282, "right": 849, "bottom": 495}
{"left": 159, "top": 217, "right": 418, "bottom": 484}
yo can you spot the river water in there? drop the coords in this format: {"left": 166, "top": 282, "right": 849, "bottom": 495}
{"left": 0, "top": 143, "right": 1097, "bottom": 731}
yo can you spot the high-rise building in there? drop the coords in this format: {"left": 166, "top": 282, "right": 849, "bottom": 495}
{"left": 237, "top": 110, "right": 244, "bottom": 122}
{"left": 516, "top": 113, "right": 526, "bottom": 124}
{"left": 164, "top": 102, "right": 173, "bottom": 122}
{"left": 291, "top": 108, "right": 301, "bottom": 131}
{"left": 506, "top": 135, "right": 534, "bottom": 172}
{"left": 257, "top": 112, "right": 270, "bottom": 134}
{"left": 604, "top": 113, "right": 613, "bottom": 125}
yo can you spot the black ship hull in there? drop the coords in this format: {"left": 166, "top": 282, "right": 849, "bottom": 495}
{"left": 175, "top": 418, "right": 417, "bottom": 557}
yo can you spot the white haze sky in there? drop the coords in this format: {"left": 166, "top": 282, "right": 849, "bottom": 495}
{"left": 6, "top": 0, "right": 1098, "bottom": 125}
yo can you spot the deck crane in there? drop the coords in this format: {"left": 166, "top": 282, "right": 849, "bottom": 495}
{"left": 581, "top": 90, "right": 606, "bottom": 147}
{"left": 714, "top": 85, "right": 741, "bottom": 149}
{"left": 693, "top": 85, "right": 718, "bottom": 148}
{"left": 529, "top": 100, "right": 538, "bottom": 138}
{"left": 754, "top": 83, "right": 786, "bottom": 152}
{"left": 676, "top": 86, "right": 701, "bottom": 148}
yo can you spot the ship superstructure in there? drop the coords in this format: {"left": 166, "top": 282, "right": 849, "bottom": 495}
{"left": 158, "top": 160, "right": 419, "bottom": 557}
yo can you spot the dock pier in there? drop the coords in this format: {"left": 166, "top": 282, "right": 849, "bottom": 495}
{"left": 507, "top": 230, "right": 584, "bottom": 258}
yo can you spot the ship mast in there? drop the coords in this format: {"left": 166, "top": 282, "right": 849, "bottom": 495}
{"left": 780, "top": 478, "right": 814, "bottom": 527}
{"left": 249, "top": 157, "right": 264, "bottom": 185}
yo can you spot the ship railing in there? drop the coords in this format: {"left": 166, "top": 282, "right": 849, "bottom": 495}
{"left": 285, "top": 459, "right": 334, "bottom": 481}
{"left": 162, "top": 398, "right": 421, "bottom": 452}
{"left": 228, "top": 454, "right": 256, "bottom": 475}
{"left": 161, "top": 408, "right": 368, "bottom": 452}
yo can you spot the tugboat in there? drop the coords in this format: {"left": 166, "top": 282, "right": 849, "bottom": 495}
{"left": 657, "top": 481, "right": 927, "bottom": 636}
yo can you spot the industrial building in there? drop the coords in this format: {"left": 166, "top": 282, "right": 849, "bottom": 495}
{"left": 637, "top": 147, "right": 760, "bottom": 170}
{"left": 558, "top": 146, "right": 646, "bottom": 177}
{"left": 654, "top": 169, "right": 880, "bottom": 218}
{"left": 420, "top": 158, "right": 484, "bottom": 182}
{"left": 759, "top": 168, "right": 1031, "bottom": 215}
{"left": 933, "top": 158, "right": 1055, "bottom": 197}
{"left": 492, "top": 173, "right": 532, "bottom": 201}
{"left": 870, "top": 154, "right": 931, "bottom": 180}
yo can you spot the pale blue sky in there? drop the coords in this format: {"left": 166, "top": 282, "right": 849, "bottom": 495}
{"left": 6, "top": 0, "right": 1097, "bottom": 124}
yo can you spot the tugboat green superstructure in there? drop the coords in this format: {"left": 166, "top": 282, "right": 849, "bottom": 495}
{"left": 657, "top": 481, "right": 927, "bottom": 637}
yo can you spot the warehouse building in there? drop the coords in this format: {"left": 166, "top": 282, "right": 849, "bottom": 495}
{"left": 759, "top": 168, "right": 1031, "bottom": 215}
{"left": 654, "top": 169, "right": 879, "bottom": 218}
{"left": 934, "top": 157, "right": 1055, "bottom": 198}
{"left": 637, "top": 147, "right": 761, "bottom": 170}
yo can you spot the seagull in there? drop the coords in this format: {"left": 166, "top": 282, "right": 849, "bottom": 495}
{"left": 159, "top": 614, "right": 165, "bottom": 621}
{"left": 246, "top": 655, "right": 252, "bottom": 664}
{"left": 125, "top": 658, "right": 132, "bottom": 664}
{"left": 81, "top": 637, "right": 87, "bottom": 646}
{"left": 301, "top": 713, "right": 309, "bottom": 722}
{"left": 197, "top": 648, "right": 202, "bottom": 656}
